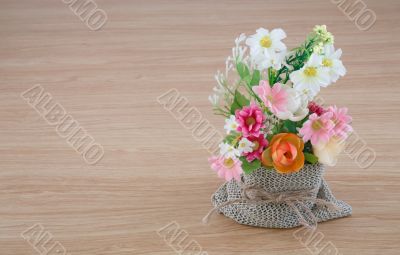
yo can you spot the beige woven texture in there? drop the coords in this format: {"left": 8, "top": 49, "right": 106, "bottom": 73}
{"left": 211, "top": 164, "right": 352, "bottom": 228}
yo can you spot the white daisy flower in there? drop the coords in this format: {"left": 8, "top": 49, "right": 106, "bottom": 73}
{"left": 224, "top": 115, "right": 239, "bottom": 134}
{"left": 246, "top": 28, "right": 287, "bottom": 70}
{"left": 290, "top": 53, "right": 330, "bottom": 100}
{"left": 246, "top": 28, "right": 287, "bottom": 56}
{"left": 237, "top": 137, "right": 254, "bottom": 154}
{"left": 219, "top": 143, "right": 240, "bottom": 159}
{"left": 321, "top": 44, "right": 346, "bottom": 83}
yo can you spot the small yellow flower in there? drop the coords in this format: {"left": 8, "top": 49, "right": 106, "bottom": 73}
{"left": 313, "top": 25, "right": 328, "bottom": 35}
{"left": 313, "top": 42, "right": 324, "bottom": 54}
{"left": 312, "top": 25, "right": 334, "bottom": 45}
{"left": 324, "top": 32, "right": 334, "bottom": 44}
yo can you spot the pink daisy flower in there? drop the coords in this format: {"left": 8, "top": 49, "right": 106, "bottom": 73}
{"left": 299, "top": 112, "right": 335, "bottom": 146}
{"left": 208, "top": 156, "right": 243, "bottom": 182}
{"left": 235, "top": 102, "right": 266, "bottom": 137}
{"left": 243, "top": 134, "right": 269, "bottom": 162}
{"left": 327, "top": 105, "right": 352, "bottom": 139}
{"left": 252, "top": 81, "right": 287, "bottom": 114}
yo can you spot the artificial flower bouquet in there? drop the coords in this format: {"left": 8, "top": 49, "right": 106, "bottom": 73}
{"left": 204, "top": 25, "right": 352, "bottom": 228}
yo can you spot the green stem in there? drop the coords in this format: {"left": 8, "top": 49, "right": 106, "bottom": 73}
{"left": 213, "top": 107, "right": 230, "bottom": 117}
{"left": 268, "top": 67, "right": 278, "bottom": 86}
{"left": 225, "top": 85, "right": 235, "bottom": 96}
{"left": 243, "top": 81, "right": 263, "bottom": 105}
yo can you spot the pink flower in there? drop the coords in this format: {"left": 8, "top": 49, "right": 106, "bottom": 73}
{"left": 308, "top": 101, "right": 326, "bottom": 116}
{"left": 327, "top": 106, "right": 352, "bottom": 138}
{"left": 299, "top": 112, "right": 335, "bottom": 146}
{"left": 243, "top": 134, "right": 269, "bottom": 162}
{"left": 208, "top": 156, "right": 243, "bottom": 182}
{"left": 235, "top": 102, "right": 265, "bottom": 137}
{"left": 252, "top": 81, "right": 287, "bottom": 114}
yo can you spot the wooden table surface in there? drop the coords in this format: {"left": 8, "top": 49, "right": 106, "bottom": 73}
{"left": 1, "top": 0, "right": 399, "bottom": 254}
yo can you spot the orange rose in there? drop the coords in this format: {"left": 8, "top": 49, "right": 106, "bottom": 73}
{"left": 261, "top": 133, "right": 305, "bottom": 174}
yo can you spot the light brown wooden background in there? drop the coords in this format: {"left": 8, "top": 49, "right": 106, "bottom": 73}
{"left": 1, "top": 0, "right": 399, "bottom": 254}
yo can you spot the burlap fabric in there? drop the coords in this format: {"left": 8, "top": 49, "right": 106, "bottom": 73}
{"left": 209, "top": 163, "right": 352, "bottom": 228}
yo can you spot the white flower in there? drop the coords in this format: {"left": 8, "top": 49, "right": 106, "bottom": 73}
{"left": 237, "top": 137, "right": 254, "bottom": 154}
{"left": 232, "top": 33, "right": 248, "bottom": 63}
{"left": 224, "top": 115, "right": 239, "bottom": 134}
{"left": 253, "top": 50, "right": 287, "bottom": 70}
{"left": 208, "top": 94, "right": 219, "bottom": 106}
{"left": 275, "top": 85, "right": 309, "bottom": 121}
{"left": 213, "top": 71, "right": 228, "bottom": 94}
{"left": 209, "top": 70, "right": 232, "bottom": 107}
{"left": 314, "top": 137, "right": 345, "bottom": 166}
{"left": 246, "top": 28, "right": 287, "bottom": 70}
{"left": 290, "top": 53, "right": 330, "bottom": 100}
{"left": 246, "top": 28, "right": 287, "bottom": 56}
{"left": 321, "top": 44, "right": 346, "bottom": 83}
{"left": 219, "top": 143, "right": 240, "bottom": 159}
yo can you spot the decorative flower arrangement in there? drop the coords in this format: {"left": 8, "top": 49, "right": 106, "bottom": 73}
{"left": 204, "top": 26, "right": 353, "bottom": 229}
{"left": 208, "top": 25, "right": 352, "bottom": 181}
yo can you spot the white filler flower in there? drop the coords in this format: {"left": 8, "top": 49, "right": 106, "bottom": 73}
{"left": 219, "top": 143, "right": 240, "bottom": 159}
{"left": 237, "top": 137, "right": 254, "bottom": 154}
{"left": 208, "top": 94, "right": 219, "bottom": 107}
{"left": 224, "top": 115, "right": 239, "bottom": 134}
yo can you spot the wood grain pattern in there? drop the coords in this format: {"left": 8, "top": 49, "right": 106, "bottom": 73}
{"left": 1, "top": 0, "right": 399, "bottom": 254}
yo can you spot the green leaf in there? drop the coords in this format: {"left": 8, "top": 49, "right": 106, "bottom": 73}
{"left": 239, "top": 157, "right": 261, "bottom": 174}
{"left": 304, "top": 152, "right": 318, "bottom": 164}
{"left": 236, "top": 62, "right": 250, "bottom": 81}
{"left": 244, "top": 75, "right": 251, "bottom": 85}
{"left": 230, "top": 90, "right": 250, "bottom": 115}
{"left": 267, "top": 122, "right": 284, "bottom": 140}
{"left": 230, "top": 101, "right": 241, "bottom": 115}
{"left": 283, "top": 120, "right": 297, "bottom": 133}
{"left": 303, "top": 141, "right": 313, "bottom": 154}
{"left": 250, "top": 70, "right": 261, "bottom": 86}
{"left": 235, "top": 90, "right": 250, "bottom": 107}
{"left": 224, "top": 132, "right": 240, "bottom": 144}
